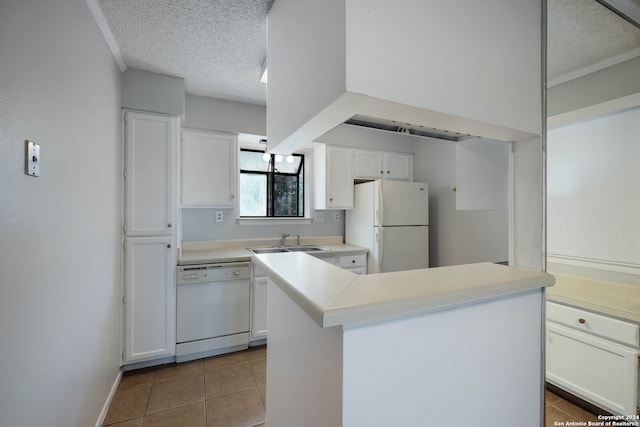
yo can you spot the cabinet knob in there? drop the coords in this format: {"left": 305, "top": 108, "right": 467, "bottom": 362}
{"left": 380, "top": 171, "right": 384, "bottom": 174}
{"left": 167, "top": 244, "right": 172, "bottom": 249}
{"left": 387, "top": 170, "right": 390, "bottom": 174}
{"left": 167, "top": 223, "right": 172, "bottom": 228}
{"left": 352, "top": 259, "right": 355, "bottom": 264}
{"left": 230, "top": 195, "right": 235, "bottom": 199}
{"left": 578, "top": 318, "right": 586, "bottom": 324}
{"left": 329, "top": 197, "right": 333, "bottom": 202}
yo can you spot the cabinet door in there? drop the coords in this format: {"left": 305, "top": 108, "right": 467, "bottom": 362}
{"left": 456, "top": 139, "right": 508, "bottom": 210}
{"left": 383, "top": 153, "right": 413, "bottom": 180}
{"left": 354, "top": 150, "right": 382, "bottom": 180}
{"left": 315, "top": 145, "right": 354, "bottom": 209}
{"left": 123, "top": 237, "right": 176, "bottom": 363}
{"left": 250, "top": 276, "right": 268, "bottom": 341}
{"left": 546, "top": 322, "right": 638, "bottom": 415}
{"left": 125, "top": 112, "right": 177, "bottom": 236}
{"left": 326, "top": 146, "right": 354, "bottom": 209}
{"left": 181, "top": 130, "right": 237, "bottom": 208}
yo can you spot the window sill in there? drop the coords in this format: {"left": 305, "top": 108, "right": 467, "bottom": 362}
{"left": 237, "top": 217, "right": 313, "bottom": 226}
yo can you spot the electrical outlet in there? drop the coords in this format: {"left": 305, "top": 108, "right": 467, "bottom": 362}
{"left": 333, "top": 212, "right": 340, "bottom": 222}
{"left": 314, "top": 211, "right": 324, "bottom": 222}
{"left": 215, "top": 211, "right": 223, "bottom": 222}
{"left": 25, "top": 140, "right": 40, "bottom": 177}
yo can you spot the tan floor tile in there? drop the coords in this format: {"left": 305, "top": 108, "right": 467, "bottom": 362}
{"left": 119, "top": 368, "right": 156, "bottom": 391}
{"left": 250, "top": 359, "right": 266, "bottom": 387}
{"left": 155, "top": 360, "right": 204, "bottom": 383}
{"left": 146, "top": 373, "right": 205, "bottom": 414}
{"left": 103, "top": 417, "right": 143, "bottom": 427}
{"left": 552, "top": 398, "right": 600, "bottom": 421}
{"left": 205, "top": 364, "right": 256, "bottom": 399}
{"left": 103, "top": 383, "right": 151, "bottom": 425}
{"left": 245, "top": 346, "right": 267, "bottom": 362}
{"left": 545, "top": 390, "right": 561, "bottom": 405}
{"left": 258, "top": 385, "right": 266, "bottom": 409}
{"left": 545, "top": 404, "right": 576, "bottom": 427}
{"left": 141, "top": 401, "right": 206, "bottom": 427}
{"left": 206, "top": 388, "right": 266, "bottom": 427}
{"left": 203, "top": 352, "right": 249, "bottom": 372}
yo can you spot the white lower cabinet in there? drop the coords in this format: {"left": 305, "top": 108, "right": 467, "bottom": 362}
{"left": 249, "top": 251, "right": 368, "bottom": 341}
{"left": 250, "top": 265, "right": 268, "bottom": 342}
{"left": 546, "top": 302, "right": 639, "bottom": 415}
{"left": 123, "top": 237, "right": 176, "bottom": 364}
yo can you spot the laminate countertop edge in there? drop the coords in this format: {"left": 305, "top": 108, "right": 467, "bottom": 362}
{"left": 253, "top": 253, "right": 555, "bottom": 328}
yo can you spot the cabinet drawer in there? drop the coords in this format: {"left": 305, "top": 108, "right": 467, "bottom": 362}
{"left": 337, "top": 254, "right": 366, "bottom": 268}
{"left": 547, "top": 302, "right": 639, "bottom": 348}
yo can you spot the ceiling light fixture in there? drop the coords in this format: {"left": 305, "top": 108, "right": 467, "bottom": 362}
{"left": 262, "top": 153, "right": 270, "bottom": 162}
{"left": 275, "top": 154, "right": 283, "bottom": 163}
{"left": 286, "top": 155, "right": 295, "bottom": 163}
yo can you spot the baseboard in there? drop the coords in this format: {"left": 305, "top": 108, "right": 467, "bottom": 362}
{"left": 547, "top": 253, "right": 640, "bottom": 278}
{"left": 95, "top": 369, "right": 123, "bottom": 427}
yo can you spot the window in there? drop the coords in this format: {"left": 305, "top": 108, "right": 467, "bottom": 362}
{"left": 239, "top": 149, "right": 305, "bottom": 217}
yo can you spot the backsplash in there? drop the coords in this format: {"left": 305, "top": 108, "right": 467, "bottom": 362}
{"left": 180, "top": 208, "right": 344, "bottom": 241}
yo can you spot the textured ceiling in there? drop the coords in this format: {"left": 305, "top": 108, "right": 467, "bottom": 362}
{"left": 98, "top": 0, "right": 271, "bottom": 105}
{"left": 547, "top": 0, "right": 640, "bottom": 82}
{"left": 97, "top": 0, "right": 640, "bottom": 105}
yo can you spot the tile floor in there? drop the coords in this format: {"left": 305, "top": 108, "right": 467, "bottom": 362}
{"left": 103, "top": 346, "right": 266, "bottom": 427}
{"left": 103, "top": 345, "right": 604, "bottom": 427}
{"left": 545, "top": 388, "right": 604, "bottom": 427}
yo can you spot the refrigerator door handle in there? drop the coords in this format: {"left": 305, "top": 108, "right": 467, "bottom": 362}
{"left": 376, "top": 228, "right": 383, "bottom": 273}
{"left": 377, "top": 182, "right": 384, "bottom": 225}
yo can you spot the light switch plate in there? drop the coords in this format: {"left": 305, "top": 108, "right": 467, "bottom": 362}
{"left": 314, "top": 212, "right": 324, "bottom": 222}
{"left": 25, "top": 140, "right": 40, "bottom": 177}
{"left": 215, "top": 211, "right": 223, "bottom": 222}
{"left": 333, "top": 212, "right": 340, "bottom": 222}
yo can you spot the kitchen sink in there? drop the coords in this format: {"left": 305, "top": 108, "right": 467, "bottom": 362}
{"left": 250, "top": 248, "right": 290, "bottom": 254}
{"left": 249, "top": 246, "right": 330, "bottom": 254}
{"left": 286, "top": 246, "right": 326, "bottom": 252}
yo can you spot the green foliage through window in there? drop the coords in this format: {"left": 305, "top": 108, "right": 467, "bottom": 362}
{"left": 239, "top": 149, "right": 304, "bottom": 217}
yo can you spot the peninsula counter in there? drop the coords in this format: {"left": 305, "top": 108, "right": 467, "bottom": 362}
{"left": 253, "top": 253, "right": 554, "bottom": 427}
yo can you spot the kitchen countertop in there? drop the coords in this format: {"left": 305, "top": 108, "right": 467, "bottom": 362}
{"left": 178, "top": 236, "right": 367, "bottom": 265}
{"left": 252, "top": 253, "right": 555, "bottom": 328}
{"left": 546, "top": 272, "right": 640, "bottom": 324}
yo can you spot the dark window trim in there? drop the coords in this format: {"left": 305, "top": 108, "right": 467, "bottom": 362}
{"left": 240, "top": 149, "right": 305, "bottom": 218}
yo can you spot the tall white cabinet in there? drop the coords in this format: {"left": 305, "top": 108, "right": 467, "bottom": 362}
{"left": 123, "top": 111, "right": 178, "bottom": 364}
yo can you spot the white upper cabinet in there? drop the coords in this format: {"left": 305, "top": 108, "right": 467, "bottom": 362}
{"left": 180, "top": 129, "right": 237, "bottom": 208}
{"left": 455, "top": 139, "right": 508, "bottom": 210}
{"left": 124, "top": 111, "right": 177, "bottom": 236}
{"left": 354, "top": 150, "right": 413, "bottom": 181}
{"left": 314, "top": 145, "right": 354, "bottom": 210}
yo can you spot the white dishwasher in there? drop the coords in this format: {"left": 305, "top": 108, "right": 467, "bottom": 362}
{"left": 176, "top": 261, "right": 250, "bottom": 362}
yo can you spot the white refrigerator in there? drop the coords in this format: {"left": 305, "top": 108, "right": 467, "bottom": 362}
{"left": 346, "top": 180, "right": 429, "bottom": 274}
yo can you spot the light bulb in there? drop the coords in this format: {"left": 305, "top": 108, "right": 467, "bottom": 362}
{"left": 262, "top": 153, "right": 270, "bottom": 162}
{"left": 286, "top": 155, "right": 294, "bottom": 163}
{"left": 275, "top": 154, "right": 283, "bottom": 163}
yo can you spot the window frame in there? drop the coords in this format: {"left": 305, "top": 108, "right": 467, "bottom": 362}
{"left": 239, "top": 148, "right": 305, "bottom": 218}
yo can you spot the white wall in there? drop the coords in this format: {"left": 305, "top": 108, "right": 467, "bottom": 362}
{"left": 122, "top": 68, "right": 185, "bottom": 116}
{"left": 413, "top": 139, "right": 509, "bottom": 266}
{"left": 184, "top": 94, "right": 267, "bottom": 135}
{"left": 547, "top": 106, "right": 640, "bottom": 267}
{"left": 0, "top": 1, "right": 122, "bottom": 426}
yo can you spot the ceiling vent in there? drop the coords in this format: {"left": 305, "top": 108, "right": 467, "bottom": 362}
{"left": 345, "top": 115, "right": 480, "bottom": 142}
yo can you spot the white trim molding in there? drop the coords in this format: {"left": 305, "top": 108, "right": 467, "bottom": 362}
{"left": 86, "top": 0, "right": 127, "bottom": 72}
{"left": 547, "top": 253, "right": 640, "bottom": 276}
{"left": 548, "top": 48, "right": 640, "bottom": 88}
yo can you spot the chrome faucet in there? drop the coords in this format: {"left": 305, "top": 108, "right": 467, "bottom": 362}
{"left": 279, "top": 233, "right": 290, "bottom": 247}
